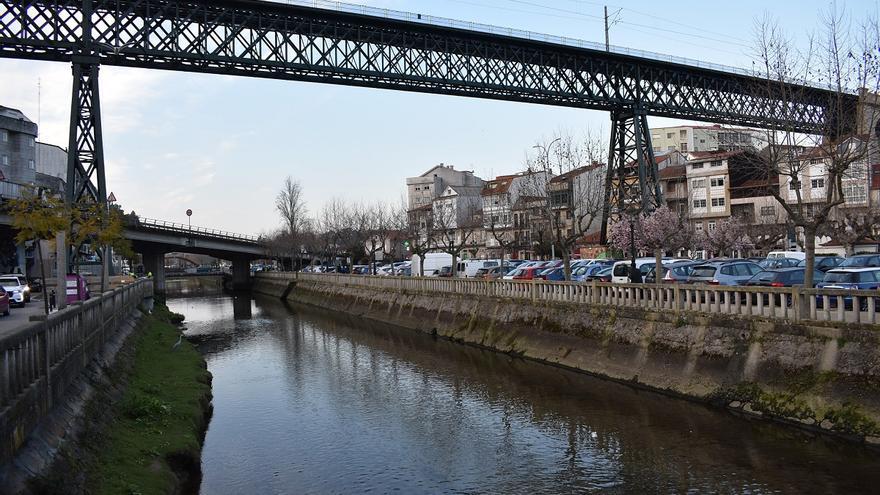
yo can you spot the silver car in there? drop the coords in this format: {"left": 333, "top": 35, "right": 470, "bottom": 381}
{"left": 686, "top": 261, "right": 762, "bottom": 286}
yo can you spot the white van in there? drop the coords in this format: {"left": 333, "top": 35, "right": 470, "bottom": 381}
{"left": 456, "top": 259, "right": 500, "bottom": 278}
{"left": 767, "top": 251, "right": 806, "bottom": 261}
{"left": 611, "top": 258, "right": 672, "bottom": 284}
{"left": 410, "top": 253, "right": 453, "bottom": 277}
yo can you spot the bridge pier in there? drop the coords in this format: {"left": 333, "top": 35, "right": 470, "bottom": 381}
{"left": 231, "top": 257, "right": 251, "bottom": 291}
{"left": 143, "top": 250, "right": 166, "bottom": 295}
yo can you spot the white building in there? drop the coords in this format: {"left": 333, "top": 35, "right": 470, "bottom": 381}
{"left": 650, "top": 124, "right": 764, "bottom": 154}
{"left": 432, "top": 185, "right": 483, "bottom": 229}
{"left": 406, "top": 163, "right": 484, "bottom": 210}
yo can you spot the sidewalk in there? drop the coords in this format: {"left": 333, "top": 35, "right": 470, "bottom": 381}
{"left": 0, "top": 295, "right": 52, "bottom": 335}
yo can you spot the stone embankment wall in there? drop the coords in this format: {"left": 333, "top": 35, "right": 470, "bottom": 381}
{"left": 255, "top": 275, "right": 880, "bottom": 446}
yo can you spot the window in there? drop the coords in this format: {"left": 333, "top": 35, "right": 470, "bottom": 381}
{"left": 667, "top": 146, "right": 675, "bottom": 150}
{"left": 809, "top": 158, "right": 821, "bottom": 165}
{"left": 849, "top": 162, "right": 868, "bottom": 179}
{"left": 811, "top": 178, "right": 825, "bottom": 189}
{"left": 1, "top": 155, "right": 7, "bottom": 166}
{"left": 844, "top": 184, "right": 868, "bottom": 204}
{"left": 666, "top": 182, "right": 676, "bottom": 193}
{"left": 710, "top": 177, "right": 725, "bottom": 187}
{"left": 691, "top": 178, "right": 706, "bottom": 189}
{"left": 711, "top": 197, "right": 726, "bottom": 207}
{"left": 27, "top": 159, "right": 34, "bottom": 170}
{"left": 666, "top": 132, "right": 674, "bottom": 139}
{"left": 692, "top": 162, "right": 704, "bottom": 169}
{"left": 680, "top": 130, "right": 687, "bottom": 138}
{"left": 708, "top": 221, "right": 716, "bottom": 231}
{"left": 760, "top": 206, "right": 776, "bottom": 217}
{"left": 700, "top": 139, "right": 706, "bottom": 143}
{"left": 710, "top": 160, "right": 722, "bottom": 167}
{"left": 789, "top": 180, "right": 801, "bottom": 190}
{"left": 651, "top": 134, "right": 660, "bottom": 140}
{"left": 680, "top": 143, "right": 688, "bottom": 152}
{"left": 1, "top": 130, "right": 7, "bottom": 142}
{"left": 693, "top": 199, "right": 707, "bottom": 208}
{"left": 27, "top": 136, "right": 34, "bottom": 148}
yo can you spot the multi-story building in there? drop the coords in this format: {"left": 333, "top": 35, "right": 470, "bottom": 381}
{"left": 432, "top": 185, "right": 483, "bottom": 230}
{"left": 650, "top": 124, "right": 763, "bottom": 154}
{"left": 482, "top": 171, "right": 549, "bottom": 254}
{"left": 0, "top": 105, "right": 37, "bottom": 187}
{"left": 686, "top": 150, "right": 737, "bottom": 234}
{"left": 547, "top": 163, "right": 606, "bottom": 245}
{"left": 406, "top": 163, "right": 483, "bottom": 210}
{"left": 511, "top": 195, "right": 551, "bottom": 260}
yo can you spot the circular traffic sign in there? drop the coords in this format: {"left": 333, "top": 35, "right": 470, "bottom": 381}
{"left": 186, "top": 209, "right": 193, "bottom": 217}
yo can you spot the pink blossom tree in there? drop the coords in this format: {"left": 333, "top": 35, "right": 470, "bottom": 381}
{"left": 608, "top": 214, "right": 645, "bottom": 282}
{"left": 701, "top": 217, "right": 752, "bottom": 257}
{"left": 640, "top": 206, "right": 691, "bottom": 284}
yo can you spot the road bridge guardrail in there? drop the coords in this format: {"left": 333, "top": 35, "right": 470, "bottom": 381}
{"left": 263, "top": 272, "right": 880, "bottom": 326}
{"left": 0, "top": 278, "right": 153, "bottom": 463}
{"left": 134, "top": 218, "right": 262, "bottom": 244}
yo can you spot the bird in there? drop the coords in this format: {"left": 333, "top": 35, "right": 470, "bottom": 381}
{"left": 171, "top": 334, "right": 183, "bottom": 351}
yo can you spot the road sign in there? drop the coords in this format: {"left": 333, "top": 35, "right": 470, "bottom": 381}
{"left": 186, "top": 209, "right": 193, "bottom": 217}
{"left": 107, "top": 191, "right": 117, "bottom": 202}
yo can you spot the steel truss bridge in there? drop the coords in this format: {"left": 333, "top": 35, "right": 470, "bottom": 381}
{"left": 0, "top": 0, "right": 858, "bottom": 241}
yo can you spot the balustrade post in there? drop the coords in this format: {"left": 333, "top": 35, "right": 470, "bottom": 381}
{"left": 790, "top": 287, "right": 802, "bottom": 322}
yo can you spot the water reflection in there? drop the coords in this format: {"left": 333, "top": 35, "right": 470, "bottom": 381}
{"left": 169, "top": 295, "right": 880, "bottom": 495}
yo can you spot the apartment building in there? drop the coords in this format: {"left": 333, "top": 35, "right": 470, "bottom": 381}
{"left": 0, "top": 105, "right": 37, "bottom": 186}
{"left": 547, "top": 163, "right": 607, "bottom": 241}
{"left": 406, "top": 163, "right": 483, "bottom": 210}
{"left": 650, "top": 124, "right": 763, "bottom": 154}
{"left": 686, "top": 151, "right": 736, "bottom": 234}
{"left": 482, "top": 171, "right": 549, "bottom": 252}
{"left": 432, "top": 185, "right": 483, "bottom": 229}
{"left": 782, "top": 139, "right": 871, "bottom": 214}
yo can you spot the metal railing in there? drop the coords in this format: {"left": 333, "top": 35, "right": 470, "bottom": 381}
{"left": 0, "top": 279, "right": 153, "bottom": 444}
{"left": 264, "top": 272, "right": 880, "bottom": 326}
{"left": 135, "top": 217, "right": 262, "bottom": 244}
{"left": 272, "top": 0, "right": 832, "bottom": 91}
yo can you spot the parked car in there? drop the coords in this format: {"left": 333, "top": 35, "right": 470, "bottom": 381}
{"left": 686, "top": 261, "right": 762, "bottom": 286}
{"left": 745, "top": 267, "right": 824, "bottom": 288}
{"left": 571, "top": 263, "right": 610, "bottom": 282}
{"left": 758, "top": 258, "right": 801, "bottom": 270}
{"left": 65, "top": 273, "right": 91, "bottom": 304}
{"left": 816, "top": 268, "right": 880, "bottom": 310}
{"left": 476, "top": 266, "right": 507, "bottom": 280}
{"left": 438, "top": 266, "right": 453, "bottom": 277}
{"left": 29, "top": 277, "right": 43, "bottom": 293}
{"left": 0, "top": 275, "right": 28, "bottom": 307}
{"left": 838, "top": 254, "right": 880, "bottom": 268}
{"left": 511, "top": 266, "right": 544, "bottom": 280}
{"left": 767, "top": 250, "right": 806, "bottom": 261}
{"left": 644, "top": 261, "right": 703, "bottom": 284}
{"left": 586, "top": 266, "right": 613, "bottom": 282}
{"left": 610, "top": 258, "right": 658, "bottom": 284}
{"left": 537, "top": 267, "right": 566, "bottom": 281}
{"left": 796, "top": 256, "right": 844, "bottom": 272}
{"left": 0, "top": 287, "right": 9, "bottom": 316}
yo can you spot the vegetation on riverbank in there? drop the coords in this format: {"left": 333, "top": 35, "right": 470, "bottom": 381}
{"left": 82, "top": 303, "right": 211, "bottom": 494}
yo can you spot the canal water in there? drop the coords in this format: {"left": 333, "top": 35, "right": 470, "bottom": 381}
{"left": 167, "top": 291, "right": 880, "bottom": 494}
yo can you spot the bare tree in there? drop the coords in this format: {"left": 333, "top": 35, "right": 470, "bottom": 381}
{"left": 747, "top": 7, "right": 880, "bottom": 287}
{"left": 828, "top": 206, "right": 880, "bottom": 255}
{"left": 404, "top": 205, "right": 434, "bottom": 277}
{"left": 525, "top": 131, "right": 607, "bottom": 280}
{"left": 275, "top": 176, "right": 307, "bottom": 270}
{"left": 431, "top": 201, "right": 480, "bottom": 277}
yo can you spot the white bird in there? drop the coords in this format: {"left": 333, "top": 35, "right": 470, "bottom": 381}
{"left": 171, "top": 334, "right": 183, "bottom": 351}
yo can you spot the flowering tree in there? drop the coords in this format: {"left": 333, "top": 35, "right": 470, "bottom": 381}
{"left": 701, "top": 217, "right": 752, "bottom": 257}
{"left": 640, "top": 206, "right": 691, "bottom": 284}
{"left": 608, "top": 214, "right": 645, "bottom": 282}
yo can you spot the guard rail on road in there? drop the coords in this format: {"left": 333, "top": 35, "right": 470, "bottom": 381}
{"left": 260, "top": 272, "right": 880, "bottom": 326}
{"left": 134, "top": 217, "right": 262, "bottom": 244}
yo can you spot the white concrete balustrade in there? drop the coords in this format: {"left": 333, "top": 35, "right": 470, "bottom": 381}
{"left": 259, "top": 272, "right": 880, "bottom": 326}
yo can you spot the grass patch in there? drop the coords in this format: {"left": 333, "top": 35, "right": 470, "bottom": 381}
{"left": 86, "top": 303, "right": 211, "bottom": 495}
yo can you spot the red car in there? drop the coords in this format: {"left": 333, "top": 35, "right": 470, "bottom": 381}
{"left": 511, "top": 267, "right": 543, "bottom": 280}
{"left": 0, "top": 287, "right": 9, "bottom": 316}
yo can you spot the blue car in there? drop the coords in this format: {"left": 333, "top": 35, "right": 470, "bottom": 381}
{"left": 816, "top": 268, "right": 880, "bottom": 310}
{"left": 538, "top": 267, "right": 567, "bottom": 281}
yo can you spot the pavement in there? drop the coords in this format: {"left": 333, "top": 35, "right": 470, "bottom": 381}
{"left": 0, "top": 294, "right": 53, "bottom": 335}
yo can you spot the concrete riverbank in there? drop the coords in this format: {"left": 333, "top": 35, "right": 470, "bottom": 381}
{"left": 255, "top": 274, "right": 880, "bottom": 447}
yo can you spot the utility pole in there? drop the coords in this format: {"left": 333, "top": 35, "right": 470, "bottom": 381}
{"left": 604, "top": 6, "right": 610, "bottom": 52}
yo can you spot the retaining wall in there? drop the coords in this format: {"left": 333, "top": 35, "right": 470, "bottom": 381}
{"left": 255, "top": 274, "right": 880, "bottom": 445}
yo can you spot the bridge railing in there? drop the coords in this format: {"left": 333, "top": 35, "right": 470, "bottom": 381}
{"left": 135, "top": 217, "right": 261, "bottom": 244}
{"left": 268, "top": 272, "right": 880, "bottom": 325}
{"left": 275, "top": 0, "right": 832, "bottom": 91}
{"left": 0, "top": 278, "right": 153, "bottom": 462}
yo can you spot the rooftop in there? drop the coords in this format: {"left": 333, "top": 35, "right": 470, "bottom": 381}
{"left": 688, "top": 150, "right": 746, "bottom": 162}
{"left": 0, "top": 105, "right": 33, "bottom": 123}
{"left": 548, "top": 163, "right": 604, "bottom": 183}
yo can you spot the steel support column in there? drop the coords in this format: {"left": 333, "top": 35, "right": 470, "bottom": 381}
{"left": 65, "top": 61, "right": 106, "bottom": 205}
{"left": 600, "top": 106, "right": 662, "bottom": 243}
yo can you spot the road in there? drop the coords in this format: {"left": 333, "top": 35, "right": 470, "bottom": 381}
{"left": 0, "top": 295, "right": 50, "bottom": 334}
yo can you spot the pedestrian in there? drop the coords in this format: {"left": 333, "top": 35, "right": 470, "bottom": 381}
{"left": 49, "top": 289, "right": 56, "bottom": 312}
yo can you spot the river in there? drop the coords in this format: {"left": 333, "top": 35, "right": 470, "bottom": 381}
{"left": 166, "top": 289, "right": 880, "bottom": 494}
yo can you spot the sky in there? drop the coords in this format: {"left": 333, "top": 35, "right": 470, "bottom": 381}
{"left": 0, "top": 0, "right": 876, "bottom": 235}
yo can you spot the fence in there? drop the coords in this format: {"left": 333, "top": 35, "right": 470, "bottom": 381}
{"left": 0, "top": 278, "right": 153, "bottom": 463}
{"left": 262, "top": 272, "right": 880, "bottom": 326}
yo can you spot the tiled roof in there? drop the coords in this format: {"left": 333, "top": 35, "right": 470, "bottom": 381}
{"left": 658, "top": 165, "right": 686, "bottom": 179}
{"left": 548, "top": 163, "right": 604, "bottom": 183}
{"left": 688, "top": 150, "right": 745, "bottom": 162}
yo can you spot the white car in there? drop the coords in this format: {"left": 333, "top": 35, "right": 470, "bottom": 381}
{"left": 0, "top": 275, "right": 29, "bottom": 306}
